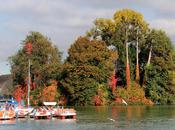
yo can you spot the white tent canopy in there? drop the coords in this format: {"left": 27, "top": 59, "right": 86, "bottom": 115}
{"left": 43, "top": 102, "right": 57, "bottom": 106}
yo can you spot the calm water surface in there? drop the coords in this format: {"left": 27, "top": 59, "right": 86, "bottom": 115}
{"left": 0, "top": 106, "right": 175, "bottom": 130}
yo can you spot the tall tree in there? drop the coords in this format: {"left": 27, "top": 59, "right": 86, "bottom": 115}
{"left": 89, "top": 9, "right": 148, "bottom": 86}
{"left": 113, "top": 9, "right": 148, "bottom": 86}
{"left": 9, "top": 32, "right": 62, "bottom": 88}
{"left": 61, "top": 37, "right": 117, "bottom": 105}
{"left": 142, "top": 30, "right": 175, "bottom": 104}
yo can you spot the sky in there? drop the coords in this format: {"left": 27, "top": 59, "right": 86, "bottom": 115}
{"left": 0, "top": 0, "right": 175, "bottom": 75}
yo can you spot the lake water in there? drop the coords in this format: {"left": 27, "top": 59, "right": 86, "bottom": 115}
{"left": 0, "top": 106, "right": 175, "bottom": 130}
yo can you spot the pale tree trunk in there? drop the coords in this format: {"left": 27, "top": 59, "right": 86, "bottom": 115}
{"left": 143, "top": 45, "right": 152, "bottom": 86}
{"left": 147, "top": 45, "right": 152, "bottom": 66}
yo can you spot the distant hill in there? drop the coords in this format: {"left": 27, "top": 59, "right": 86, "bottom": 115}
{"left": 0, "top": 74, "right": 13, "bottom": 95}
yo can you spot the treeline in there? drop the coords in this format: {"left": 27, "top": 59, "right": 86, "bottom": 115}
{"left": 10, "top": 9, "right": 175, "bottom": 106}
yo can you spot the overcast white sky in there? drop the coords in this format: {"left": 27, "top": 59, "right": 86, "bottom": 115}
{"left": 0, "top": 0, "right": 175, "bottom": 75}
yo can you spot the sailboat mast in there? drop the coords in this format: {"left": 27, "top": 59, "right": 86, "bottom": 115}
{"left": 27, "top": 59, "right": 31, "bottom": 107}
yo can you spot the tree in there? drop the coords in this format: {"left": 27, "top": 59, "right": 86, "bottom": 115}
{"left": 89, "top": 9, "right": 148, "bottom": 87}
{"left": 88, "top": 9, "right": 175, "bottom": 104}
{"left": 13, "top": 85, "right": 23, "bottom": 103}
{"left": 143, "top": 30, "right": 175, "bottom": 104}
{"left": 41, "top": 80, "right": 59, "bottom": 102}
{"left": 9, "top": 32, "right": 62, "bottom": 104}
{"left": 60, "top": 37, "right": 117, "bottom": 105}
{"left": 9, "top": 32, "right": 62, "bottom": 88}
{"left": 93, "top": 84, "right": 109, "bottom": 106}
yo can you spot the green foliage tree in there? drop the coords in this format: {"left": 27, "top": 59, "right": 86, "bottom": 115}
{"left": 60, "top": 37, "right": 117, "bottom": 106}
{"left": 142, "top": 30, "right": 175, "bottom": 104}
{"left": 89, "top": 9, "right": 148, "bottom": 87}
{"left": 88, "top": 9, "right": 175, "bottom": 104}
{"left": 9, "top": 32, "right": 62, "bottom": 88}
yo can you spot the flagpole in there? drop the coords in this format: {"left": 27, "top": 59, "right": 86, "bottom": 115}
{"left": 25, "top": 42, "right": 32, "bottom": 108}
{"left": 27, "top": 59, "right": 31, "bottom": 107}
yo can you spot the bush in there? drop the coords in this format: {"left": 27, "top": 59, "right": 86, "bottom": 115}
{"left": 115, "top": 83, "right": 153, "bottom": 105}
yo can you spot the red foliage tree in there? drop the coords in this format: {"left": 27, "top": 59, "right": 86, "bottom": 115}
{"left": 126, "top": 62, "right": 131, "bottom": 87}
{"left": 93, "top": 96, "right": 103, "bottom": 106}
{"left": 112, "top": 75, "right": 117, "bottom": 94}
{"left": 13, "top": 85, "right": 24, "bottom": 103}
{"left": 25, "top": 42, "right": 33, "bottom": 54}
{"left": 109, "top": 70, "right": 117, "bottom": 94}
{"left": 41, "top": 80, "right": 58, "bottom": 102}
{"left": 136, "top": 64, "right": 140, "bottom": 82}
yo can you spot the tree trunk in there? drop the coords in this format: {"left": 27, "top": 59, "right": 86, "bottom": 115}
{"left": 147, "top": 45, "right": 152, "bottom": 66}
{"left": 142, "top": 45, "right": 152, "bottom": 86}
{"left": 136, "top": 33, "right": 140, "bottom": 82}
{"left": 125, "top": 30, "right": 130, "bottom": 87}
{"left": 111, "top": 70, "right": 117, "bottom": 94}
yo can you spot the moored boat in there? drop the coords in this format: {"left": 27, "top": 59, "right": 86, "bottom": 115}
{"left": 15, "top": 106, "right": 33, "bottom": 118}
{"left": 0, "top": 110, "right": 15, "bottom": 120}
{"left": 34, "top": 107, "right": 51, "bottom": 119}
{"left": 29, "top": 109, "right": 37, "bottom": 118}
{"left": 56, "top": 108, "right": 77, "bottom": 119}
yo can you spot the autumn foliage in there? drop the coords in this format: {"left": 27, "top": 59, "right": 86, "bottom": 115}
{"left": 115, "top": 84, "right": 153, "bottom": 105}
{"left": 13, "top": 85, "right": 23, "bottom": 103}
{"left": 9, "top": 9, "right": 175, "bottom": 106}
{"left": 109, "top": 71, "right": 117, "bottom": 94}
{"left": 25, "top": 42, "right": 33, "bottom": 54}
{"left": 41, "top": 80, "right": 58, "bottom": 102}
{"left": 126, "top": 63, "right": 131, "bottom": 87}
{"left": 93, "top": 84, "right": 109, "bottom": 106}
{"left": 136, "top": 64, "right": 140, "bottom": 82}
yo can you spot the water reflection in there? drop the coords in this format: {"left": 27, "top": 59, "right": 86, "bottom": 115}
{"left": 0, "top": 119, "right": 16, "bottom": 125}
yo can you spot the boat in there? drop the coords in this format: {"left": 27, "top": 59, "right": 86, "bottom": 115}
{"left": 29, "top": 109, "right": 37, "bottom": 118}
{"left": 43, "top": 102, "right": 77, "bottom": 119}
{"left": 43, "top": 102, "right": 57, "bottom": 117}
{"left": 0, "top": 105, "right": 15, "bottom": 120}
{"left": 57, "top": 108, "right": 77, "bottom": 119}
{"left": 34, "top": 107, "right": 52, "bottom": 119}
{"left": 0, "top": 110, "right": 15, "bottom": 120}
{"left": 15, "top": 106, "right": 33, "bottom": 118}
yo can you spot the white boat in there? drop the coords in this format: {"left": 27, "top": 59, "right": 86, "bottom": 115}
{"left": 43, "top": 102, "right": 57, "bottom": 116}
{"left": 15, "top": 106, "right": 33, "bottom": 118}
{"left": 56, "top": 108, "right": 77, "bottom": 119}
{"left": 34, "top": 107, "right": 51, "bottom": 119}
{"left": 29, "top": 109, "right": 37, "bottom": 118}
